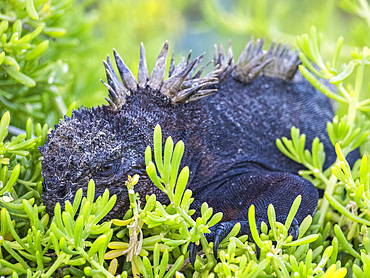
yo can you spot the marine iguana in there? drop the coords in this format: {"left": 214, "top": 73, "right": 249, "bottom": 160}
{"left": 40, "top": 38, "right": 336, "bottom": 261}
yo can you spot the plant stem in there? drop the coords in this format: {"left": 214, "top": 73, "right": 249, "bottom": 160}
{"left": 175, "top": 206, "right": 215, "bottom": 265}
{"left": 319, "top": 54, "right": 366, "bottom": 228}
{"left": 318, "top": 168, "right": 339, "bottom": 227}
{"left": 199, "top": 234, "right": 215, "bottom": 266}
{"left": 358, "top": 0, "right": 370, "bottom": 29}
{"left": 44, "top": 252, "right": 68, "bottom": 277}
{"left": 77, "top": 247, "right": 114, "bottom": 278}
{"left": 166, "top": 184, "right": 175, "bottom": 204}
{"left": 303, "top": 162, "right": 329, "bottom": 184}
{"left": 347, "top": 57, "right": 364, "bottom": 126}
{"left": 176, "top": 207, "right": 195, "bottom": 226}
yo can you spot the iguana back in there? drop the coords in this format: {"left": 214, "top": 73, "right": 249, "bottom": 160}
{"left": 193, "top": 75, "right": 334, "bottom": 187}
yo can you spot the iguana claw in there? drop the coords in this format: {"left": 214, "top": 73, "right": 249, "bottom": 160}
{"left": 289, "top": 218, "right": 300, "bottom": 240}
{"left": 188, "top": 242, "right": 198, "bottom": 266}
{"left": 213, "top": 221, "right": 241, "bottom": 260}
{"left": 276, "top": 216, "right": 299, "bottom": 240}
{"left": 189, "top": 216, "right": 299, "bottom": 265}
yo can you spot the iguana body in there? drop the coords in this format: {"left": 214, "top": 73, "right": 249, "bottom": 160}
{"left": 40, "top": 39, "right": 335, "bottom": 259}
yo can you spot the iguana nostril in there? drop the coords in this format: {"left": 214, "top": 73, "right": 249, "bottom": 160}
{"left": 57, "top": 185, "right": 67, "bottom": 197}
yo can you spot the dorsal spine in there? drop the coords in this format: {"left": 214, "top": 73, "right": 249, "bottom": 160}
{"left": 101, "top": 38, "right": 301, "bottom": 110}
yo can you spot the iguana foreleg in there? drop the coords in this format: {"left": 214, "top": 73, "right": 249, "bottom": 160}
{"left": 190, "top": 171, "right": 318, "bottom": 263}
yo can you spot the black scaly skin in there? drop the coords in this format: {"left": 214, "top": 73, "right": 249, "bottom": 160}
{"left": 40, "top": 40, "right": 336, "bottom": 264}
{"left": 188, "top": 75, "right": 331, "bottom": 261}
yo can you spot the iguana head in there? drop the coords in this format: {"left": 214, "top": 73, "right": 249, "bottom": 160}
{"left": 40, "top": 41, "right": 221, "bottom": 218}
{"left": 40, "top": 105, "right": 150, "bottom": 218}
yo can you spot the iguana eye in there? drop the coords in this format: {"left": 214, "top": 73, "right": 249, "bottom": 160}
{"left": 95, "top": 159, "right": 122, "bottom": 177}
{"left": 102, "top": 163, "right": 113, "bottom": 172}
{"left": 97, "top": 161, "right": 120, "bottom": 177}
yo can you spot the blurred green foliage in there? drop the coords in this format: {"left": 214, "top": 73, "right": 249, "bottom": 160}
{"left": 3, "top": 0, "right": 370, "bottom": 127}
{"left": 0, "top": 0, "right": 73, "bottom": 128}
{"left": 0, "top": 0, "right": 194, "bottom": 128}
{"left": 65, "top": 0, "right": 194, "bottom": 107}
